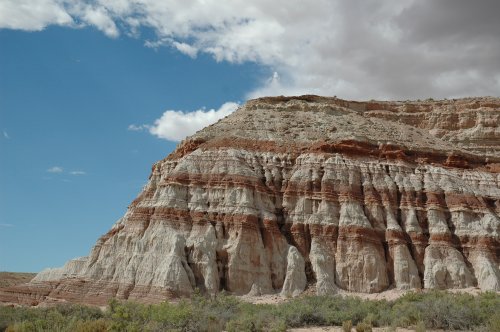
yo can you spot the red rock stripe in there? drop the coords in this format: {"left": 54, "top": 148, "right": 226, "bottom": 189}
{"left": 166, "top": 138, "right": 498, "bottom": 170}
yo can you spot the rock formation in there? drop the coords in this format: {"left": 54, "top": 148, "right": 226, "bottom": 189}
{"left": 1, "top": 96, "right": 499, "bottom": 305}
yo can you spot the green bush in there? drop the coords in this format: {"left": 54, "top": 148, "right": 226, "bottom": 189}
{"left": 487, "top": 314, "right": 500, "bottom": 332}
{"left": 1, "top": 290, "right": 498, "bottom": 331}
{"left": 390, "top": 291, "right": 500, "bottom": 330}
{"left": 191, "top": 291, "right": 242, "bottom": 331}
{"left": 149, "top": 300, "right": 194, "bottom": 330}
{"left": 274, "top": 295, "right": 390, "bottom": 327}
{"left": 0, "top": 304, "right": 105, "bottom": 332}
{"left": 225, "top": 302, "right": 285, "bottom": 332}
{"left": 68, "top": 318, "right": 110, "bottom": 332}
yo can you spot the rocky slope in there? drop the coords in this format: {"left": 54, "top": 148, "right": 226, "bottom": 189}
{"left": 0, "top": 273, "right": 36, "bottom": 289}
{"left": 1, "top": 96, "right": 499, "bottom": 305}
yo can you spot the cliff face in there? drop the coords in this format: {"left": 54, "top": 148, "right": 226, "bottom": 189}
{"left": 2, "top": 96, "right": 499, "bottom": 305}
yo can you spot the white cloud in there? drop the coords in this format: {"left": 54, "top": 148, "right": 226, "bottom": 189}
{"left": 45, "top": 167, "right": 86, "bottom": 175}
{"left": 0, "top": 0, "right": 73, "bottom": 31}
{"left": 78, "top": 5, "right": 119, "bottom": 38}
{"left": 47, "top": 166, "right": 63, "bottom": 173}
{"left": 0, "top": 0, "right": 119, "bottom": 38}
{"left": 172, "top": 41, "right": 198, "bottom": 58}
{"left": 2, "top": 0, "right": 500, "bottom": 99}
{"left": 3, "top": 130, "right": 10, "bottom": 139}
{"left": 148, "top": 102, "right": 239, "bottom": 141}
{"left": 128, "top": 124, "right": 148, "bottom": 131}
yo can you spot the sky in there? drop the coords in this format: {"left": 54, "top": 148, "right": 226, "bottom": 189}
{"left": 1, "top": 0, "right": 499, "bottom": 272}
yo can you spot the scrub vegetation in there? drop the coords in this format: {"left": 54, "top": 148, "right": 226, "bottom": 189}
{"left": 1, "top": 291, "right": 499, "bottom": 332}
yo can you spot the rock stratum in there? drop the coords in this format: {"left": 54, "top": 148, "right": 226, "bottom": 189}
{"left": 2, "top": 96, "right": 499, "bottom": 305}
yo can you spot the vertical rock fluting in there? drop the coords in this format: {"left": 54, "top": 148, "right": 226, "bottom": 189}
{"left": 1, "top": 96, "right": 499, "bottom": 305}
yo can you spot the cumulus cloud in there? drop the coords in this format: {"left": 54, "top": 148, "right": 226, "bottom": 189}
{"left": 0, "top": 0, "right": 73, "bottom": 31}
{"left": 2, "top": 0, "right": 500, "bottom": 99}
{"left": 75, "top": 4, "right": 119, "bottom": 38}
{"left": 147, "top": 102, "right": 239, "bottom": 141}
{"left": 47, "top": 166, "right": 63, "bottom": 173}
{"left": 172, "top": 41, "right": 198, "bottom": 58}
{"left": 0, "top": 0, "right": 118, "bottom": 37}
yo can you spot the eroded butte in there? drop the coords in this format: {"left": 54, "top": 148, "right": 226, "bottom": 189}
{"left": 2, "top": 96, "right": 499, "bottom": 305}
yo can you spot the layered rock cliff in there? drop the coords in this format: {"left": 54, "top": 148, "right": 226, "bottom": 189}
{"left": 2, "top": 96, "right": 499, "bottom": 305}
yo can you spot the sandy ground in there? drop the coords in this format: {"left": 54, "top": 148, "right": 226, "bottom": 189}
{"left": 288, "top": 328, "right": 439, "bottom": 332}
{"left": 240, "top": 288, "right": 483, "bottom": 332}
{"left": 240, "top": 286, "right": 487, "bottom": 305}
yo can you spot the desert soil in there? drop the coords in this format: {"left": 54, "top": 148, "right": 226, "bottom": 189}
{"left": 288, "top": 328, "right": 438, "bottom": 332}
{"left": 0, "top": 272, "right": 36, "bottom": 288}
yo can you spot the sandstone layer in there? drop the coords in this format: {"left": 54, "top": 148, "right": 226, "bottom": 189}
{"left": 2, "top": 96, "right": 499, "bottom": 305}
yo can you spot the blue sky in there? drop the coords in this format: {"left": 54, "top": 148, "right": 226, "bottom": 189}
{"left": 0, "top": 26, "right": 263, "bottom": 272}
{"left": 1, "top": 0, "right": 499, "bottom": 272}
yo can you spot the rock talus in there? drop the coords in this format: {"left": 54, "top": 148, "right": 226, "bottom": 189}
{"left": 1, "top": 96, "right": 499, "bottom": 305}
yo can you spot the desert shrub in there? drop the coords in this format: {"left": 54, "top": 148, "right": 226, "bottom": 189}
{"left": 1, "top": 290, "right": 499, "bottom": 331}
{"left": 106, "top": 291, "right": 247, "bottom": 332}
{"left": 355, "top": 321, "right": 372, "bottom": 332}
{"left": 68, "top": 318, "right": 110, "bottom": 332}
{"left": 5, "top": 321, "right": 30, "bottom": 332}
{"left": 388, "top": 292, "right": 423, "bottom": 327}
{"left": 107, "top": 299, "right": 151, "bottom": 331}
{"left": 275, "top": 296, "right": 327, "bottom": 327}
{"left": 1, "top": 306, "right": 44, "bottom": 330}
{"left": 270, "top": 291, "right": 498, "bottom": 330}
{"left": 0, "top": 304, "right": 105, "bottom": 332}
{"left": 190, "top": 291, "right": 241, "bottom": 331}
{"left": 61, "top": 304, "right": 103, "bottom": 321}
{"left": 271, "top": 295, "right": 392, "bottom": 328}
{"left": 415, "top": 320, "right": 426, "bottom": 332}
{"left": 223, "top": 301, "right": 285, "bottom": 332}
{"left": 390, "top": 291, "right": 500, "bottom": 330}
{"left": 227, "top": 315, "right": 286, "bottom": 332}
{"left": 487, "top": 314, "right": 500, "bottom": 332}
{"left": 419, "top": 293, "right": 474, "bottom": 329}
{"left": 342, "top": 320, "right": 353, "bottom": 332}
{"left": 268, "top": 319, "right": 287, "bottom": 332}
{"left": 474, "top": 291, "right": 500, "bottom": 323}
{"left": 149, "top": 300, "right": 194, "bottom": 331}
{"left": 362, "top": 313, "right": 376, "bottom": 326}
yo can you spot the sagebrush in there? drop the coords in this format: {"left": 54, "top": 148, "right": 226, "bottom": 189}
{"left": 1, "top": 291, "right": 498, "bottom": 331}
